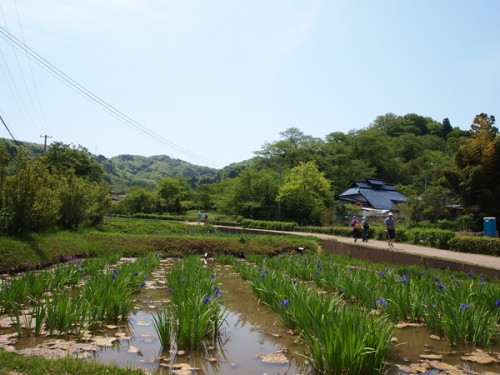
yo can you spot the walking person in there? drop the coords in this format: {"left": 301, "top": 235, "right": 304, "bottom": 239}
{"left": 384, "top": 212, "right": 396, "bottom": 248}
{"left": 361, "top": 216, "right": 369, "bottom": 242}
{"left": 202, "top": 211, "right": 208, "bottom": 224}
{"left": 351, "top": 216, "right": 360, "bottom": 242}
{"left": 197, "top": 211, "right": 202, "bottom": 224}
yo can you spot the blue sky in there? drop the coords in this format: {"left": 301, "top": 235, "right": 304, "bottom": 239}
{"left": 0, "top": 1, "right": 499, "bottom": 168}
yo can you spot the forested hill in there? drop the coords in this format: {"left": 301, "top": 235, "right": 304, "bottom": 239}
{"left": 0, "top": 139, "right": 223, "bottom": 190}
{"left": 95, "top": 154, "right": 219, "bottom": 190}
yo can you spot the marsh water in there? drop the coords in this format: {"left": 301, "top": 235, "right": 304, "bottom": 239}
{"left": 3, "top": 259, "right": 500, "bottom": 374}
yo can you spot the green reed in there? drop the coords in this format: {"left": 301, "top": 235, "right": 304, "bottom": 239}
{"left": 165, "top": 255, "right": 226, "bottom": 351}
{"left": 268, "top": 253, "right": 500, "bottom": 346}
{"left": 44, "top": 291, "right": 92, "bottom": 336}
{"left": 235, "top": 260, "right": 394, "bottom": 374}
{"left": 299, "top": 304, "right": 394, "bottom": 375}
{"left": 153, "top": 308, "right": 173, "bottom": 349}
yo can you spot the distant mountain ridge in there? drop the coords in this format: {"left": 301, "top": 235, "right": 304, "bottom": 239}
{"left": 97, "top": 153, "right": 218, "bottom": 190}
{"left": 1, "top": 138, "right": 251, "bottom": 191}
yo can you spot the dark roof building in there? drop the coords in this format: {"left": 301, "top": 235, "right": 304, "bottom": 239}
{"left": 338, "top": 179, "right": 407, "bottom": 211}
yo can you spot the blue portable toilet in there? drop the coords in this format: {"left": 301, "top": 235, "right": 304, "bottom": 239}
{"left": 484, "top": 217, "right": 497, "bottom": 237}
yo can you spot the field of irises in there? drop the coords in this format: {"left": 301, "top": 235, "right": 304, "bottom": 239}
{"left": 0, "top": 253, "right": 159, "bottom": 338}
{"left": 215, "top": 252, "right": 500, "bottom": 374}
{"left": 1, "top": 247, "right": 500, "bottom": 374}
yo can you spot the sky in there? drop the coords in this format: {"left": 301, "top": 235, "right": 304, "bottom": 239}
{"left": 0, "top": 1, "right": 499, "bottom": 168}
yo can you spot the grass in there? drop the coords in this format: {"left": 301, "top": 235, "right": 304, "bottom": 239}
{"left": 0, "top": 218, "right": 318, "bottom": 273}
{"left": 0, "top": 349, "right": 146, "bottom": 375}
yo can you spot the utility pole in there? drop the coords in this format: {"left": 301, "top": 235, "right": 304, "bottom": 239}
{"left": 40, "top": 134, "right": 52, "bottom": 151}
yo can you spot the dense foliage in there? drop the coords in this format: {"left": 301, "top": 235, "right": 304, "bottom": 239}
{"left": 0, "top": 142, "right": 110, "bottom": 235}
{"left": 3, "top": 111, "right": 500, "bottom": 230}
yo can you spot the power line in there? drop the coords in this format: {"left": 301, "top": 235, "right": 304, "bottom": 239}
{"left": 0, "top": 25, "right": 224, "bottom": 168}
{"left": 0, "top": 113, "right": 28, "bottom": 156}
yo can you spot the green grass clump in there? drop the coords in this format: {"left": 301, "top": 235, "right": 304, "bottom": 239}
{"left": 0, "top": 349, "right": 146, "bottom": 375}
{"left": 163, "top": 255, "right": 227, "bottom": 351}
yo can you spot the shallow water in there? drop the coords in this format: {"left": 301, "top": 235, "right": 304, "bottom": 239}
{"left": 3, "top": 259, "right": 500, "bottom": 374}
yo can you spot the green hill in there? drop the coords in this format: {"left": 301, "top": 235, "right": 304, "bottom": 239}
{"left": 0, "top": 138, "right": 252, "bottom": 191}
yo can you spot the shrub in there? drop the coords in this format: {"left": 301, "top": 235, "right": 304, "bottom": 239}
{"left": 404, "top": 228, "right": 456, "bottom": 249}
{"left": 449, "top": 236, "right": 500, "bottom": 256}
{"left": 240, "top": 219, "right": 298, "bottom": 231}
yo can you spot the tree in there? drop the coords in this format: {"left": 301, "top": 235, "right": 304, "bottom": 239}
{"left": 255, "top": 127, "right": 323, "bottom": 170}
{"left": 1, "top": 156, "right": 60, "bottom": 235}
{"left": 455, "top": 113, "right": 500, "bottom": 216}
{"left": 276, "top": 161, "right": 333, "bottom": 225}
{"left": 192, "top": 183, "right": 214, "bottom": 211}
{"left": 57, "top": 175, "right": 111, "bottom": 228}
{"left": 218, "top": 167, "right": 280, "bottom": 220}
{"left": 42, "top": 142, "right": 103, "bottom": 181}
{"left": 119, "top": 186, "right": 155, "bottom": 214}
{"left": 318, "top": 132, "right": 376, "bottom": 193}
{"left": 157, "top": 177, "right": 191, "bottom": 214}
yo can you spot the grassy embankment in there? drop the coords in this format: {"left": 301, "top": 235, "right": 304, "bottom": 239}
{"left": 0, "top": 217, "right": 318, "bottom": 274}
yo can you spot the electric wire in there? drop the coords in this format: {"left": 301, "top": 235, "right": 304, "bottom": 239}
{"left": 0, "top": 112, "right": 27, "bottom": 155}
{"left": 12, "top": 0, "right": 51, "bottom": 133}
{"left": 0, "top": 3, "right": 40, "bottom": 138}
{"left": 0, "top": 25, "right": 223, "bottom": 168}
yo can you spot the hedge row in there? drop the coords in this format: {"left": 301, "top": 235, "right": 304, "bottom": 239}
{"left": 298, "top": 226, "right": 456, "bottom": 250}
{"left": 448, "top": 236, "right": 500, "bottom": 256}
{"left": 240, "top": 219, "right": 299, "bottom": 231}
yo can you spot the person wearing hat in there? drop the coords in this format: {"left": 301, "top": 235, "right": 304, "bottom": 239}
{"left": 361, "top": 216, "right": 369, "bottom": 242}
{"left": 351, "top": 216, "right": 360, "bottom": 242}
{"left": 384, "top": 212, "right": 396, "bottom": 248}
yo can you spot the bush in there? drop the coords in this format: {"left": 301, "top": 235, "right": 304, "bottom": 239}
{"left": 404, "top": 228, "right": 456, "bottom": 249}
{"left": 240, "top": 219, "right": 298, "bottom": 231}
{"left": 449, "top": 236, "right": 500, "bottom": 256}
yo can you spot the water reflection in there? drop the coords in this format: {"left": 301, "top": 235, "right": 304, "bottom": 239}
{"left": 2, "top": 258, "right": 500, "bottom": 374}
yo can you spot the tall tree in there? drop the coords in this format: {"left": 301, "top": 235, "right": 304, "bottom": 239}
{"left": 276, "top": 161, "right": 333, "bottom": 225}
{"left": 157, "top": 176, "right": 191, "bottom": 214}
{"left": 255, "top": 127, "right": 323, "bottom": 170}
{"left": 41, "top": 142, "right": 103, "bottom": 181}
{"left": 455, "top": 113, "right": 500, "bottom": 217}
{"left": 218, "top": 167, "right": 279, "bottom": 220}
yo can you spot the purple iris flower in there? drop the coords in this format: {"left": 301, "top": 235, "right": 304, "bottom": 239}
{"left": 437, "top": 283, "right": 444, "bottom": 290}
{"left": 399, "top": 276, "right": 408, "bottom": 283}
{"left": 460, "top": 304, "right": 471, "bottom": 310}
{"left": 111, "top": 274, "right": 117, "bottom": 279}
{"left": 378, "top": 271, "right": 384, "bottom": 276}
{"left": 278, "top": 299, "right": 290, "bottom": 307}
{"left": 495, "top": 300, "right": 500, "bottom": 307}
{"left": 292, "top": 279, "right": 297, "bottom": 285}
{"left": 376, "top": 298, "right": 388, "bottom": 307}
{"left": 203, "top": 296, "right": 212, "bottom": 304}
